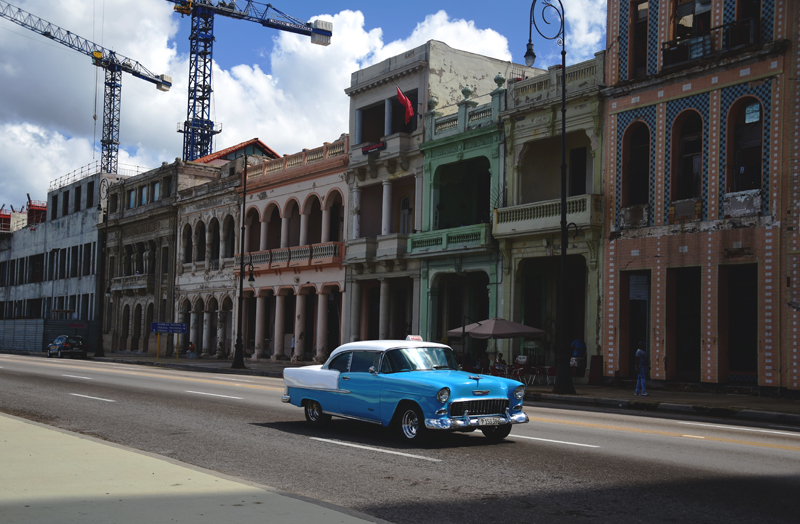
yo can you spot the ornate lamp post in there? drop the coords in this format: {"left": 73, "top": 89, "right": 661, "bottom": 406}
{"left": 232, "top": 154, "right": 255, "bottom": 369}
{"left": 526, "top": 0, "right": 575, "bottom": 394}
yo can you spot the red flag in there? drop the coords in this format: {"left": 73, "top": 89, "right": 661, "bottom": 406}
{"left": 396, "top": 85, "right": 414, "bottom": 125}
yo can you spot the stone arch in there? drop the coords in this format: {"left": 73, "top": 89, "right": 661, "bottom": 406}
{"left": 222, "top": 214, "right": 236, "bottom": 259}
{"left": 283, "top": 199, "right": 301, "bottom": 247}
{"left": 621, "top": 120, "right": 652, "bottom": 208}
{"left": 264, "top": 202, "right": 282, "bottom": 250}
{"left": 246, "top": 207, "right": 261, "bottom": 253}
{"left": 324, "top": 189, "right": 345, "bottom": 242}
{"left": 195, "top": 220, "right": 207, "bottom": 263}
{"left": 303, "top": 194, "right": 323, "bottom": 245}
{"left": 182, "top": 223, "right": 193, "bottom": 264}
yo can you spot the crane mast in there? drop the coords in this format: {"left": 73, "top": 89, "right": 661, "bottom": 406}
{"left": 167, "top": 1, "right": 332, "bottom": 161}
{"left": 0, "top": 1, "right": 172, "bottom": 174}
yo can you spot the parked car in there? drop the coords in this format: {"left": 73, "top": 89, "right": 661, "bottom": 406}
{"left": 45, "top": 335, "right": 89, "bottom": 359}
{"left": 282, "top": 339, "right": 529, "bottom": 442}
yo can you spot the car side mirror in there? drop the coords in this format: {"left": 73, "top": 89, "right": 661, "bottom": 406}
{"left": 369, "top": 366, "right": 378, "bottom": 375}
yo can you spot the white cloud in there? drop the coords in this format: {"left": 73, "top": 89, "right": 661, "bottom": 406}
{"left": 0, "top": 0, "right": 594, "bottom": 207}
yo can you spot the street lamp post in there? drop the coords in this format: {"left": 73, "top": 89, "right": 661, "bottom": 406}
{"left": 526, "top": 0, "right": 575, "bottom": 394}
{"left": 232, "top": 153, "right": 252, "bottom": 370}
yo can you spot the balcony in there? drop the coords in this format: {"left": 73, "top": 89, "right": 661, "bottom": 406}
{"left": 407, "top": 223, "right": 492, "bottom": 257}
{"left": 376, "top": 233, "right": 408, "bottom": 259}
{"left": 111, "top": 274, "right": 155, "bottom": 295}
{"left": 662, "top": 18, "right": 760, "bottom": 69}
{"left": 668, "top": 198, "right": 702, "bottom": 224}
{"left": 722, "top": 189, "right": 761, "bottom": 218}
{"left": 507, "top": 53, "right": 604, "bottom": 109}
{"left": 235, "top": 242, "right": 345, "bottom": 274}
{"left": 493, "top": 194, "right": 603, "bottom": 238}
{"left": 344, "top": 237, "right": 377, "bottom": 265}
{"left": 620, "top": 204, "right": 650, "bottom": 230}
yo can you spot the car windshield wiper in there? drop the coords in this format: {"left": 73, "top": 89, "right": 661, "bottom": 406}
{"left": 433, "top": 365, "right": 452, "bottom": 370}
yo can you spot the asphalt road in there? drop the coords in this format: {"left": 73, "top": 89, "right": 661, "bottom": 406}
{"left": 1, "top": 353, "right": 799, "bottom": 524}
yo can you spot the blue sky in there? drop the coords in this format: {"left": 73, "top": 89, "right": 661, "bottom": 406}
{"left": 0, "top": 0, "right": 606, "bottom": 206}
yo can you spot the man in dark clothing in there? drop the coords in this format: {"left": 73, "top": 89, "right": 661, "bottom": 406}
{"left": 634, "top": 341, "right": 648, "bottom": 396}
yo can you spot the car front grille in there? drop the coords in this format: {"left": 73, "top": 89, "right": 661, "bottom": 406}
{"left": 450, "top": 399, "right": 508, "bottom": 417}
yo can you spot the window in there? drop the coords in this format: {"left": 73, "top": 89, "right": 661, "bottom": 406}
{"left": 728, "top": 100, "right": 762, "bottom": 192}
{"left": 139, "top": 186, "right": 148, "bottom": 206}
{"left": 631, "top": 1, "right": 649, "bottom": 78}
{"left": 569, "top": 147, "right": 587, "bottom": 196}
{"left": 86, "top": 181, "right": 94, "bottom": 208}
{"left": 127, "top": 190, "right": 135, "bottom": 209}
{"left": 152, "top": 181, "right": 160, "bottom": 202}
{"left": 328, "top": 352, "right": 351, "bottom": 373}
{"left": 109, "top": 194, "right": 118, "bottom": 213}
{"left": 62, "top": 190, "right": 69, "bottom": 216}
{"left": 399, "top": 197, "right": 411, "bottom": 234}
{"left": 675, "top": 0, "right": 711, "bottom": 41}
{"left": 350, "top": 351, "right": 379, "bottom": 373}
{"left": 673, "top": 112, "right": 703, "bottom": 201}
{"left": 625, "top": 123, "right": 650, "bottom": 206}
{"left": 51, "top": 195, "right": 58, "bottom": 220}
{"left": 163, "top": 177, "right": 172, "bottom": 198}
{"left": 74, "top": 185, "right": 82, "bottom": 212}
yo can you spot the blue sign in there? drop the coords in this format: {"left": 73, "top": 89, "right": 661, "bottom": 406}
{"left": 151, "top": 322, "right": 187, "bottom": 334}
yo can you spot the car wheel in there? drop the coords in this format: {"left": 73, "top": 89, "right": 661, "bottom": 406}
{"left": 45, "top": 348, "right": 51, "bottom": 358}
{"left": 57, "top": 349, "right": 63, "bottom": 359}
{"left": 304, "top": 400, "right": 331, "bottom": 426}
{"left": 398, "top": 404, "right": 427, "bottom": 442}
{"left": 481, "top": 424, "right": 512, "bottom": 442}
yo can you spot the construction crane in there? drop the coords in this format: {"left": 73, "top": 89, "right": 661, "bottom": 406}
{"left": 0, "top": 1, "right": 172, "bottom": 174}
{"left": 166, "top": 1, "right": 332, "bottom": 161}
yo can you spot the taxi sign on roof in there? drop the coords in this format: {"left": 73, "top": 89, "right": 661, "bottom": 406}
{"left": 405, "top": 335, "right": 423, "bottom": 341}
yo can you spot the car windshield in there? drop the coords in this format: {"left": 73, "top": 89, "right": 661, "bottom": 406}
{"left": 66, "top": 337, "right": 84, "bottom": 345}
{"left": 381, "top": 347, "right": 458, "bottom": 373}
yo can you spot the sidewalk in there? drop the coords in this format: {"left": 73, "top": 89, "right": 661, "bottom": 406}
{"left": 0, "top": 413, "right": 385, "bottom": 524}
{"left": 6, "top": 349, "right": 800, "bottom": 426}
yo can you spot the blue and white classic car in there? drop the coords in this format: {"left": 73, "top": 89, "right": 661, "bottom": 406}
{"left": 282, "top": 339, "right": 529, "bottom": 442}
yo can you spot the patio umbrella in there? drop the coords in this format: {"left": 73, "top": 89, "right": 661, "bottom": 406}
{"left": 447, "top": 318, "right": 545, "bottom": 340}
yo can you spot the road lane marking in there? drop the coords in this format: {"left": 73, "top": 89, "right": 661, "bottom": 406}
{"left": 511, "top": 435, "right": 600, "bottom": 448}
{"left": 215, "top": 377, "right": 254, "bottom": 383}
{"left": 682, "top": 435, "right": 705, "bottom": 439}
{"left": 678, "top": 421, "right": 800, "bottom": 438}
{"left": 186, "top": 391, "right": 243, "bottom": 400}
{"left": 62, "top": 374, "right": 92, "bottom": 380}
{"left": 310, "top": 437, "right": 441, "bottom": 462}
{"left": 70, "top": 394, "right": 115, "bottom": 402}
{"left": 526, "top": 416, "right": 800, "bottom": 453}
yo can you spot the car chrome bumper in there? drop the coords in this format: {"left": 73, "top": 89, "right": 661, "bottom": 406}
{"left": 424, "top": 408, "right": 529, "bottom": 430}
{"left": 281, "top": 394, "right": 291, "bottom": 403}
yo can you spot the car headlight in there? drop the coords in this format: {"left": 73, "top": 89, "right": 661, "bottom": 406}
{"left": 436, "top": 387, "right": 450, "bottom": 403}
{"left": 514, "top": 385, "right": 525, "bottom": 400}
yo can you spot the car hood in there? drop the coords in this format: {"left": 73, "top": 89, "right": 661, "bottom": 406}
{"left": 384, "top": 370, "right": 519, "bottom": 398}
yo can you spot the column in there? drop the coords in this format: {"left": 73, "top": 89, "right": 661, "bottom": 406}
{"left": 384, "top": 99, "right": 393, "bottom": 137}
{"left": 381, "top": 181, "right": 392, "bottom": 236}
{"left": 273, "top": 294, "right": 286, "bottom": 359}
{"left": 355, "top": 108, "right": 363, "bottom": 144}
{"left": 243, "top": 221, "right": 251, "bottom": 253}
{"left": 179, "top": 310, "right": 189, "bottom": 355}
{"left": 259, "top": 217, "right": 268, "bottom": 251}
{"left": 379, "top": 278, "right": 390, "bottom": 339}
{"left": 414, "top": 172, "right": 423, "bottom": 233}
{"left": 321, "top": 206, "right": 331, "bottom": 243}
{"left": 191, "top": 309, "right": 200, "bottom": 350}
{"left": 315, "top": 291, "right": 329, "bottom": 361}
{"left": 293, "top": 293, "right": 306, "bottom": 361}
{"left": 350, "top": 280, "right": 361, "bottom": 341}
{"left": 215, "top": 310, "right": 226, "bottom": 358}
{"left": 280, "top": 216, "right": 289, "bottom": 248}
{"left": 412, "top": 276, "right": 421, "bottom": 335}
{"left": 352, "top": 187, "right": 362, "bottom": 239}
{"left": 299, "top": 213, "right": 309, "bottom": 246}
{"left": 255, "top": 295, "right": 268, "bottom": 358}
{"left": 202, "top": 310, "right": 212, "bottom": 357}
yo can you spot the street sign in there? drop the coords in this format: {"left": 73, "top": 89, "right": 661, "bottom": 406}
{"left": 151, "top": 322, "right": 187, "bottom": 334}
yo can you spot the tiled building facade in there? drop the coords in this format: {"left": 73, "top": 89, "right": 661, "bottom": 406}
{"left": 602, "top": 0, "right": 797, "bottom": 390}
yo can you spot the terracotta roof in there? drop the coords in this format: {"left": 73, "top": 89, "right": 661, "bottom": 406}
{"left": 193, "top": 138, "right": 280, "bottom": 164}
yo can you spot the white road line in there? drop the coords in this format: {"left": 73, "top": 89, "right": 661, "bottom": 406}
{"left": 70, "top": 393, "right": 115, "bottom": 402}
{"left": 62, "top": 374, "right": 92, "bottom": 380}
{"left": 511, "top": 435, "right": 600, "bottom": 448}
{"left": 310, "top": 437, "right": 442, "bottom": 462}
{"left": 215, "top": 377, "right": 254, "bottom": 383}
{"left": 185, "top": 391, "right": 243, "bottom": 400}
{"left": 678, "top": 421, "right": 800, "bottom": 438}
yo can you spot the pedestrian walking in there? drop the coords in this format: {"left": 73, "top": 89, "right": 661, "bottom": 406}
{"left": 635, "top": 341, "right": 648, "bottom": 396}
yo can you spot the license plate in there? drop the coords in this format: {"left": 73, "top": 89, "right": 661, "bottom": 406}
{"left": 478, "top": 417, "right": 503, "bottom": 426}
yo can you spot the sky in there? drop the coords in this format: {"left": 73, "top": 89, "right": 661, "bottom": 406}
{"left": 0, "top": 0, "right": 606, "bottom": 208}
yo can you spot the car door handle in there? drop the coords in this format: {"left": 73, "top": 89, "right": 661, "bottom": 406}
{"left": 341, "top": 376, "right": 350, "bottom": 381}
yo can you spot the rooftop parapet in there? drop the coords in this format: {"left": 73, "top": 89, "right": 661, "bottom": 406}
{"left": 506, "top": 51, "right": 605, "bottom": 110}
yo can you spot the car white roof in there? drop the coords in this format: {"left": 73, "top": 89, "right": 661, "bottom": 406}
{"left": 328, "top": 339, "right": 452, "bottom": 360}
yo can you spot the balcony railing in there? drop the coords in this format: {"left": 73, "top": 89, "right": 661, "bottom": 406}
{"left": 235, "top": 242, "right": 344, "bottom": 273}
{"left": 507, "top": 52, "right": 604, "bottom": 109}
{"left": 250, "top": 136, "right": 349, "bottom": 179}
{"left": 407, "top": 223, "right": 492, "bottom": 256}
{"left": 662, "top": 18, "right": 760, "bottom": 69}
{"left": 493, "top": 194, "right": 603, "bottom": 238}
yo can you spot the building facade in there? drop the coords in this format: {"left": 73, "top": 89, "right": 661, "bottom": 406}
{"left": 343, "top": 40, "right": 539, "bottom": 343}
{"left": 235, "top": 136, "right": 349, "bottom": 362}
{"left": 602, "top": 0, "right": 797, "bottom": 390}
{"left": 495, "top": 53, "right": 606, "bottom": 379}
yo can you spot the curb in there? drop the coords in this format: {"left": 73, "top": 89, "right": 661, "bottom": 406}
{"left": 525, "top": 391, "right": 800, "bottom": 426}
{"left": 97, "top": 358, "right": 286, "bottom": 379}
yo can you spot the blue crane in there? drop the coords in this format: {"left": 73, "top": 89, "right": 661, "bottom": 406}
{"left": 0, "top": 1, "right": 172, "bottom": 175}
{"left": 166, "top": 1, "right": 332, "bottom": 161}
